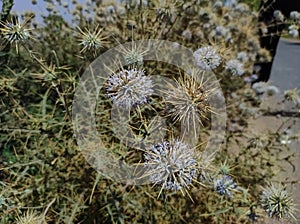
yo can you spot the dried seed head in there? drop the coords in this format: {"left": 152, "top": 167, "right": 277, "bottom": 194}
{"left": 144, "top": 139, "right": 198, "bottom": 191}
{"left": 164, "top": 70, "right": 215, "bottom": 135}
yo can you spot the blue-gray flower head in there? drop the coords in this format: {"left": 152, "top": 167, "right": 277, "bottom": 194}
{"left": 237, "top": 51, "right": 248, "bottom": 62}
{"left": 106, "top": 68, "right": 154, "bottom": 108}
{"left": 144, "top": 139, "right": 198, "bottom": 191}
{"left": 214, "top": 174, "right": 237, "bottom": 198}
{"left": 273, "top": 10, "right": 284, "bottom": 21}
{"left": 290, "top": 11, "right": 300, "bottom": 20}
{"left": 193, "top": 46, "right": 222, "bottom": 71}
{"left": 225, "top": 59, "right": 244, "bottom": 76}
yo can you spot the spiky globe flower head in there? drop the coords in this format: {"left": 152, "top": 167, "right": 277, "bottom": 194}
{"left": 260, "top": 183, "right": 296, "bottom": 220}
{"left": 118, "top": 41, "right": 149, "bottom": 66}
{"left": 0, "top": 17, "right": 33, "bottom": 53}
{"left": 193, "top": 46, "right": 222, "bottom": 71}
{"left": 16, "top": 210, "right": 44, "bottom": 224}
{"left": 284, "top": 88, "right": 299, "bottom": 104}
{"left": 144, "top": 139, "right": 198, "bottom": 192}
{"left": 163, "top": 70, "right": 215, "bottom": 135}
{"left": 288, "top": 25, "right": 299, "bottom": 38}
{"left": 155, "top": 0, "right": 182, "bottom": 23}
{"left": 106, "top": 68, "right": 153, "bottom": 108}
{"left": 214, "top": 174, "right": 237, "bottom": 198}
{"left": 290, "top": 11, "right": 300, "bottom": 20}
{"left": 225, "top": 59, "right": 244, "bottom": 76}
{"left": 273, "top": 10, "right": 284, "bottom": 21}
{"left": 237, "top": 51, "right": 248, "bottom": 63}
{"left": 75, "top": 25, "right": 108, "bottom": 54}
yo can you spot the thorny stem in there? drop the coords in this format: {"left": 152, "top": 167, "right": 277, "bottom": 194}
{"left": 22, "top": 45, "right": 72, "bottom": 122}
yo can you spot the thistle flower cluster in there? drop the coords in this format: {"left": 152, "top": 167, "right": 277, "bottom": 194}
{"left": 260, "top": 184, "right": 296, "bottom": 220}
{"left": 0, "top": 18, "right": 33, "bottom": 52}
{"left": 164, "top": 72, "right": 214, "bottom": 134}
{"left": 214, "top": 174, "right": 237, "bottom": 198}
{"left": 284, "top": 88, "right": 300, "bottom": 105}
{"left": 288, "top": 25, "right": 299, "bottom": 38}
{"left": 144, "top": 139, "right": 198, "bottom": 191}
{"left": 193, "top": 46, "right": 222, "bottom": 71}
{"left": 290, "top": 11, "right": 300, "bottom": 20}
{"left": 120, "top": 44, "right": 148, "bottom": 66}
{"left": 225, "top": 59, "right": 244, "bottom": 76}
{"left": 16, "top": 210, "right": 44, "bottom": 224}
{"left": 106, "top": 68, "right": 153, "bottom": 108}
{"left": 237, "top": 51, "right": 248, "bottom": 63}
{"left": 276, "top": 10, "right": 300, "bottom": 38}
{"left": 124, "top": 50, "right": 144, "bottom": 65}
{"left": 273, "top": 10, "right": 284, "bottom": 21}
{"left": 75, "top": 26, "right": 107, "bottom": 53}
{"left": 155, "top": 0, "right": 180, "bottom": 23}
{"left": 251, "top": 82, "right": 280, "bottom": 97}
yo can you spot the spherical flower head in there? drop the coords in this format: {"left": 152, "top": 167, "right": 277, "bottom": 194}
{"left": 265, "top": 85, "right": 280, "bottom": 96}
{"left": 288, "top": 25, "right": 299, "bottom": 38}
{"left": 16, "top": 210, "right": 44, "bottom": 224}
{"left": 237, "top": 51, "right": 248, "bottom": 63}
{"left": 223, "top": 0, "right": 236, "bottom": 8}
{"left": 252, "top": 81, "right": 269, "bottom": 95}
{"left": 76, "top": 26, "right": 107, "bottom": 53}
{"left": 182, "top": 29, "right": 192, "bottom": 41}
{"left": 124, "top": 50, "right": 144, "bottom": 65}
{"left": 284, "top": 88, "right": 299, "bottom": 104}
{"left": 193, "top": 46, "right": 222, "bottom": 71}
{"left": 164, "top": 72, "right": 215, "bottom": 136}
{"left": 244, "top": 74, "right": 258, "bottom": 83}
{"left": 290, "top": 11, "right": 300, "bottom": 20}
{"left": 215, "top": 26, "right": 228, "bottom": 37}
{"left": 273, "top": 10, "right": 284, "bottom": 21}
{"left": 260, "top": 184, "right": 296, "bottom": 220}
{"left": 0, "top": 21, "right": 31, "bottom": 44}
{"left": 144, "top": 139, "right": 198, "bottom": 191}
{"left": 225, "top": 59, "right": 244, "bottom": 76}
{"left": 119, "top": 42, "right": 149, "bottom": 66}
{"left": 214, "top": 174, "right": 237, "bottom": 198}
{"left": 106, "top": 68, "right": 153, "bottom": 108}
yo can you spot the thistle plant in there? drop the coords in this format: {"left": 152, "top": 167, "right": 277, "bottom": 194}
{"left": 260, "top": 183, "right": 296, "bottom": 220}
{"left": 1, "top": 0, "right": 299, "bottom": 223}
{"left": 284, "top": 88, "right": 300, "bottom": 105}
